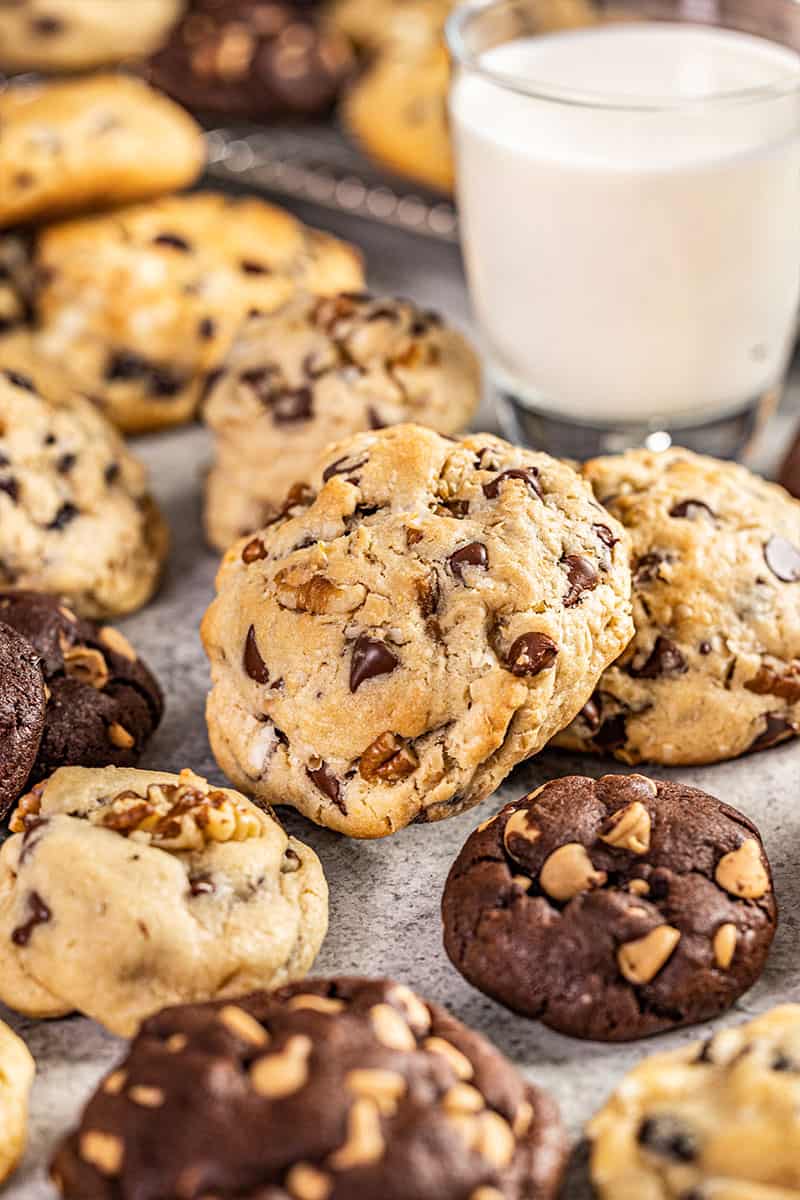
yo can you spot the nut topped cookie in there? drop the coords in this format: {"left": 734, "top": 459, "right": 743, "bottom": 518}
{"left": 0, "top": 74, "right": 204, "bottom": 229}
{"left": 0, "top": 621, "right": 47, "bottom": 819}
{"left": 0, "top": 766, "right": 328, "bottom": 1037}
{"left": 202, "top": 423, "right": 633, "bottom": 837}
{"left": 31, "top": 193, "right": 365, "bottom": 433}
{"left": 0, "top": 591, "right": 163, "bottom": 784}
{"left": 589, "top": 1005, "right": 800, "bottom": 1196}
{"left": 51, "top": 976, "right": 568, "bottom": 1200}
{"left": 443, "top": 774, "right": 777, "bottom": 1041}
{"left": 0, "top": 364, "right": 167, "bottom": 617}
{"left": 203, "top": 292, "right": 481, "bottom": 550}
{"left": 554, "top": 447, "right": 800, "bottom": 764}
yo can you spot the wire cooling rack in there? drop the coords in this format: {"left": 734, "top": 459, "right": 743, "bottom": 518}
{"left": 205, "top": 124, "right": 459, "bottom": 243}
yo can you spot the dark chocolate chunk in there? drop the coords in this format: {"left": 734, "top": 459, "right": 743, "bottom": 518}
{"left": 483, "top": 467, "right": 542, "bottom": 500}
{"left": 561, "top": 555, "right": 598, "bottom": 607}
{"left": 448, "top": 542, "right": 488, "bottom": 582}
{"left": 750, "top": 713, "right": 796, "bottom": 752}
{"left": 306, "top": 762, "right": 344, "bottom": 811}
{"left": 152, "top": 234, "right": 191, "bottom": 252}
{"left": 322, "top": 455, "right": 368, "bottom": 484}
{"left": 243, "top": 626, "right": 269, "bottom": 684}
{"left": 11, "top": 891, "right": 51, "bottom": 946}
{"left": 637, "top": 1117, "right": 699, "bottom": 1162}
{"left": 4, "top": 369, "right": 35, "bottom": 393}
{"left": 350, "top": 636, "right": 399, "bottom": 692}
{"left": 669, "top": 499, "right": 715, "bottom": 521}
{"left": 506, "top": 632, "right": 558, "bottom": 677}
{"left": 628, "top": 636, "right": 688, "bottom": 679}
{"left": 47, "top": 502, "right": 79, "bottom": 531}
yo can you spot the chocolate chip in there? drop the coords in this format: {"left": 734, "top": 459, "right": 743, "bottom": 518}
{"left": 322, "top": 455, "right": 368, "bottom": 483}
{"left": 449, "top": 542, "right": 488, "bottom": 582}
{"left": 593, "top": 713, "right": 628, "bottom": 751}
{"left": 699, "top": 640, "right": 712, "bottom": 655}
{"left": 483, "top": 468, "right": 542, "bottom": 500}
{"left": 3, "top": 369, "right": 34, "bottom": 393}
{"left": 271, "top": 387, "right": 313, "bottom": 424}
{"left": 350, "top": 636, "right": 399, "bottom": 692}
{"left": 243, "top": 625, "right": 269, "bottom": 684}
{"left": 240, "top": 260, "right": 271, "bottom": 275}
{"left": 440, "top": 499, "right": 470, "bottom": 518}
{"left": 628, "top": 636, "right": 687, "bottom": 679}
{"left": 751, "top": 713, "right": 796, "bottom": 751}
{"left": 0, "top": 477, "right": 18, "bottom": 503}
{"left": 32, "top": 16, "right": 64, "bottom": 35}
{"left": 189, "top": 875, "right": 215, "bottom": 897}
{"left": 416, "top": 571, "right": 440, "bottom": 617}
{"left": 580, "top": 694, "right": 601, "bottom": 732}
{"left": 242, "top": 538, "right": 267, "bottom": 564}
{"left": 562, "top": 555, "right": 598, "bottom": 606}
{"left": 198, "top": 317, "right": 216, "bottom": 341}
{"left": 772, "top": 1053, "right": 799, "bottom": 1072}
{"left": 105, "top": 350, "right": 149, "bottom": 382}
{"left": 11, "top": 891, "right": 51, "bottom": 946}
{"left": 764, "top": 535, "right": 800, "bottom": 582}
{"left": 57, "top": 453, "right": 76, "bottom": 474}
{"left": 594, "top": 523, "right": 619, "bottom": 548}
{"left": 367, "top": 406, "right": 385, "bottom": 430}
{"left": 669, "top": 499, "right": 715, "bottom": 521}
{"left": 634, "top": 552, "right": 668, "bottom": 585}
{"left": 306, "top": 762, "right": 345, "bottom": 812}
{"left": 48, "top": 503, "right": 79, "bottom": 531}
{"left": 506, "top": 632, "right": 558, "bottom": 677}
{"left": 637, "top": 1116, "right": 698, "bottom": 1162}
{"left": 105, "top": 463, "right": 120, "bottom": 486}
{"left": 152, "top": 234, "right": 191, "bottom": 251}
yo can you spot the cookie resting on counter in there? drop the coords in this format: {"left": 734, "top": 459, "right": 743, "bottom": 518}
{"left": 0, "top": 74, "right": 204, "bottom": 229}
{"left": 0, "top": 0, "right": 184, "bottom": 72}
{"left": 554, "top": 446, "right": 800, "bottom": 764}
{"left": 0, "top": 364, "right": 167, "bottom": 618}
{"left": 27, "top": 192, "right": 365, "bottom": 433}
{"left": 202, "top": 423, "right": 634, "bottom": 837}
{"left": 443, "top": 773, "right": 777, "bottom": 1040}
{"left": 0, "top": 1021, "right": 35, "bottom": 1188}
{"left": 0, "top": 766, "right": 328, "bottom": 1037}
{"left": 589, "top": 1005, "right": 800, "bottom": 1197}
{"left": 203, "top": 291, "right": 481, "bottom": 550}
{"left": 51, "top": 976, "right": 568, "bottom": 1200}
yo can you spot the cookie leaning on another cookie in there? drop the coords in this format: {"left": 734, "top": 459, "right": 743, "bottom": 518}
{"left": 51, "top": 976, "right": 568, "bottom": 1200}
{"left": 202, "top": 423, "right": 634, "bottom": 837}
{"left": 0, "top": 767, "right": 328, "bottom": 1037}
{"left": 554, "top": 446, "right": 800, "bottom": 764}
{"left": 443, "top": 774, "right": 777, "bottom": 1041}
{"left": 203, "top": 291, "right": 481, "bottom": 550}
{"left": 0, "top": 74, "right": 204, "bottom": 229}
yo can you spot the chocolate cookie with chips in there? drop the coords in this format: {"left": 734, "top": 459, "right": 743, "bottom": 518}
{"left": 0, "top": 592, "right": 163, "bottom": 782}
{"left": 443, "top": 774, "right": 777, "bottom": 1041}
{"left": 0, "top": 622, "right": 46, "bottom": 819}
{"left": 553, "top": 446, "right": 800, "bottom": 765}
{"left": 50, "top": 976, "right": 568, "bottom": 1200}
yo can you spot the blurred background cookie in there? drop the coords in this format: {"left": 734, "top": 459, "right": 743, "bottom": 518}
{"left": 0, "top": 74, "right": 205, "bottom": 228}
{"left": 0, "top": 622, "right": 46, "bottom": 819}
{"left": 0, "top": 1022, "right": 34, "bottom": 1188}
{"left": 0, "top": 0, "right": 185, "bottom": 73}
{"left": 149, "top": 0, "right": 355, "bottom": 121}
{"left": 203, "top": 291, "right": 481, "bottom": 549}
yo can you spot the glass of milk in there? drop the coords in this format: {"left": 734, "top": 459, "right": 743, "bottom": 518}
{"left": 447, "top": 0, "right": 800, "bottom": 457}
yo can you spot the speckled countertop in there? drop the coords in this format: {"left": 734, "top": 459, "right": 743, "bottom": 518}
{"left": 6, "top": 198, "right": 800, "bottom": 1197}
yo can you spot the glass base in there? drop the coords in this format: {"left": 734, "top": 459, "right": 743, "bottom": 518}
{"left": 497, "top": 389, "right": 779, "bottom": 461}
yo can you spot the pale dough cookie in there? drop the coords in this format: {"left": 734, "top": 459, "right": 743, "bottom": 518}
{"left": 0, "top": 1, "right": 184, "bottom": 73}
{"left": 203, "top": 291, "right": 482, "bottom": 550}
{"left": 554, "top": 447, "right": 800, "bottom": 765}
{"left": 589, "top": 1005, "right": 800, "bottom": 1198}
{"left": 0, "top": 1021, "right": 35, "bottom": 1187}
{"left": 30, "top": 192, "right": 365, "bottom": 433}
{"left": 0, "top": 766, "right": 329, "bottom": 1038}
{"left": 0, "top": 74, "right": 205, "bottom": 230}
{"left": 202, "top": 423, "right": 634, "bottom": 838}
{"left": 0, "top": 358, "right": 168, "bottom": 618}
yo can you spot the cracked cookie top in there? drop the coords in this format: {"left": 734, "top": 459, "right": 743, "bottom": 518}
{"left": 51, "top": 976, "right": 568, "bottom": 1200}
{"left": 202, "top": 423, "right": 633, "bottom": 837}
{"left": 0, "top": 766, "right": 328, "bottom": 1036}
{"left": 203, "top": 292, "right": 481, "bottom": 550}
{"left": 443, "top": 774, "right": 776, "bottom": 1042}
{"left": 554, "top": 446, "right": 800, "bottom": 765}
{"left": 589, "top": 1004, "right": 800, "bottom": 1196}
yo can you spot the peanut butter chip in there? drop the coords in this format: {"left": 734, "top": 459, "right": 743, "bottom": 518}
{"left": 443, "top": 1084, "right": 485, "bottom": 1114}
{"left": 102, "top": 1070, "right": 126, "bottom": 1095}
{"left": 250, "top": 1035, "right": 312, "bottom": 1098}
{"left": 713, "top": 923, "right": 738, "bottom": 969}
{"left": 286, "top": 1163, "right": 332, "bottom": 1200}
{"left": 128, "top": 1085, "right": 164, "bottom": 1108}
{"left": 450, "top": 1111, "right": 515, "bottom": 1168}
{"left": 539, "top": 843, "right": 607, "bottom": 902}
{"left": 63, "top": 646, "right": 109, "bottom": 690}
{"left": 99, "top": 626, "right": 137, "bottom": 661}
{"left": 513, "top": 1100, "right": 534, "bottom": 1137}
{"left": 107, "top": 722, "right": 135, "bottom": 750}
{"left": 370, "top": 1003, "right": 416, "bottom": 1051}
{"left": 345, "top": 1069, "right": 406, "bottom": 1115}
{"left": 627, "top": 879, "right": 650, "bottom": 896}
{"left": 423, "top": 1037, "right": 474, "bottom": 1080}
{"left": 219, "top": 1005, "right": 269, "bottom": 1047}
{"left": 599, "top": 801, "right": 651, "bottom": 854}
{"left": 502, "top": 808, "right": 541, "bottom": 857}
{"left": 389, "top": 983, "right": 430, "bottom": 1033}
{"left": 471, "top": 1190, "right": 505, "bottom": 1200}
{"left": 329, "top": 1098, "right": 385, "bottom": 1169}
{"left": 166, "top": 1033, "right": 188, "bottom": 1053}
{"left": 617, "top": 925, "right": 681, "bottom": 985}
{"left": 80, "top": 1131, "right": 124, "bottom": 1176}
{"left": 287, "top": 994, "right": 345, "bottom": 1015}
{"left": 715, "top": 839, "right": 770, "bottom": 899}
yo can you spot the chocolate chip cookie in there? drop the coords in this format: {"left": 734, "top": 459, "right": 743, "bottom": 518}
{"left": 553, "top": 447, "right": 800, "bottom": 764}
{"left": 0, "top": 363, "right": 168, "bottom": 617}
{"left": 0, "top": 766, "right": 328, "bottom": 1036}
{"left": 29, "top": 192, "right": 365, "bottom": 433}
{"left": 589, "top": 1004, "right": 800, "bottom": 1196}
{"left": 149, "top": 0, "right": 354, "bottom": 120}
{"left": 0, "top": 74, "right": 204, "bottom": 230}
{"left": 0, "top": 0, "right": 184, "bottom": 73}
{"left": 443, "top": 774, "right": 777, "bottom": 1041}
{"left": 51, "top": 976, "right": 568, "bottom": 1200}
{"left": 0, "top": 591, "right": 163, "bottom": 783}
{"left": 0, "top": 1020, "right": 35, "bottom": 1188}
{"left": 0, "top": 622, "right": 46, "bottom": 820}
{"left": 203, "top": 292, "right": 481, "bottom": 550}
{"left": 202, "top": 423, "right": 634, "bottom": 837}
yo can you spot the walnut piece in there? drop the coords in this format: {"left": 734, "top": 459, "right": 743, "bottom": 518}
{"left": 275, "top": 566, "right": 366, "bottom": 614}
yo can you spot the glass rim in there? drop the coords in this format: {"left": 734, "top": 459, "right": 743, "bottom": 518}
{"left": 445, "top": 0, "right": 800, "bottom": 111}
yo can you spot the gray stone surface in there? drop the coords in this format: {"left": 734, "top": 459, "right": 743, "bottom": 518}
{"left": 5, "top": 204, "right": 800, "bottom": 1197}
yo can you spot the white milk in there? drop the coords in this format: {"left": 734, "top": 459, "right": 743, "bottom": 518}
{"left": 451, "top": 23, "right": 800, "bottom": 422}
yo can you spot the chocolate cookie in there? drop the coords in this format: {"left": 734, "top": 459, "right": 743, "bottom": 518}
{"left": 0, "top": 592, "right": 163, "bottom": 781}
{"left": 0, "top": 622, "right": 46, "bottom": 819}
{"left": 51, "top": 976, "right": 568, "bottom": 1200}
{"left": 149, "top": 0, "right": 354, "bottom": 120}
{"left": 442, "top": 774, "right": 777, "bottom": 1042}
